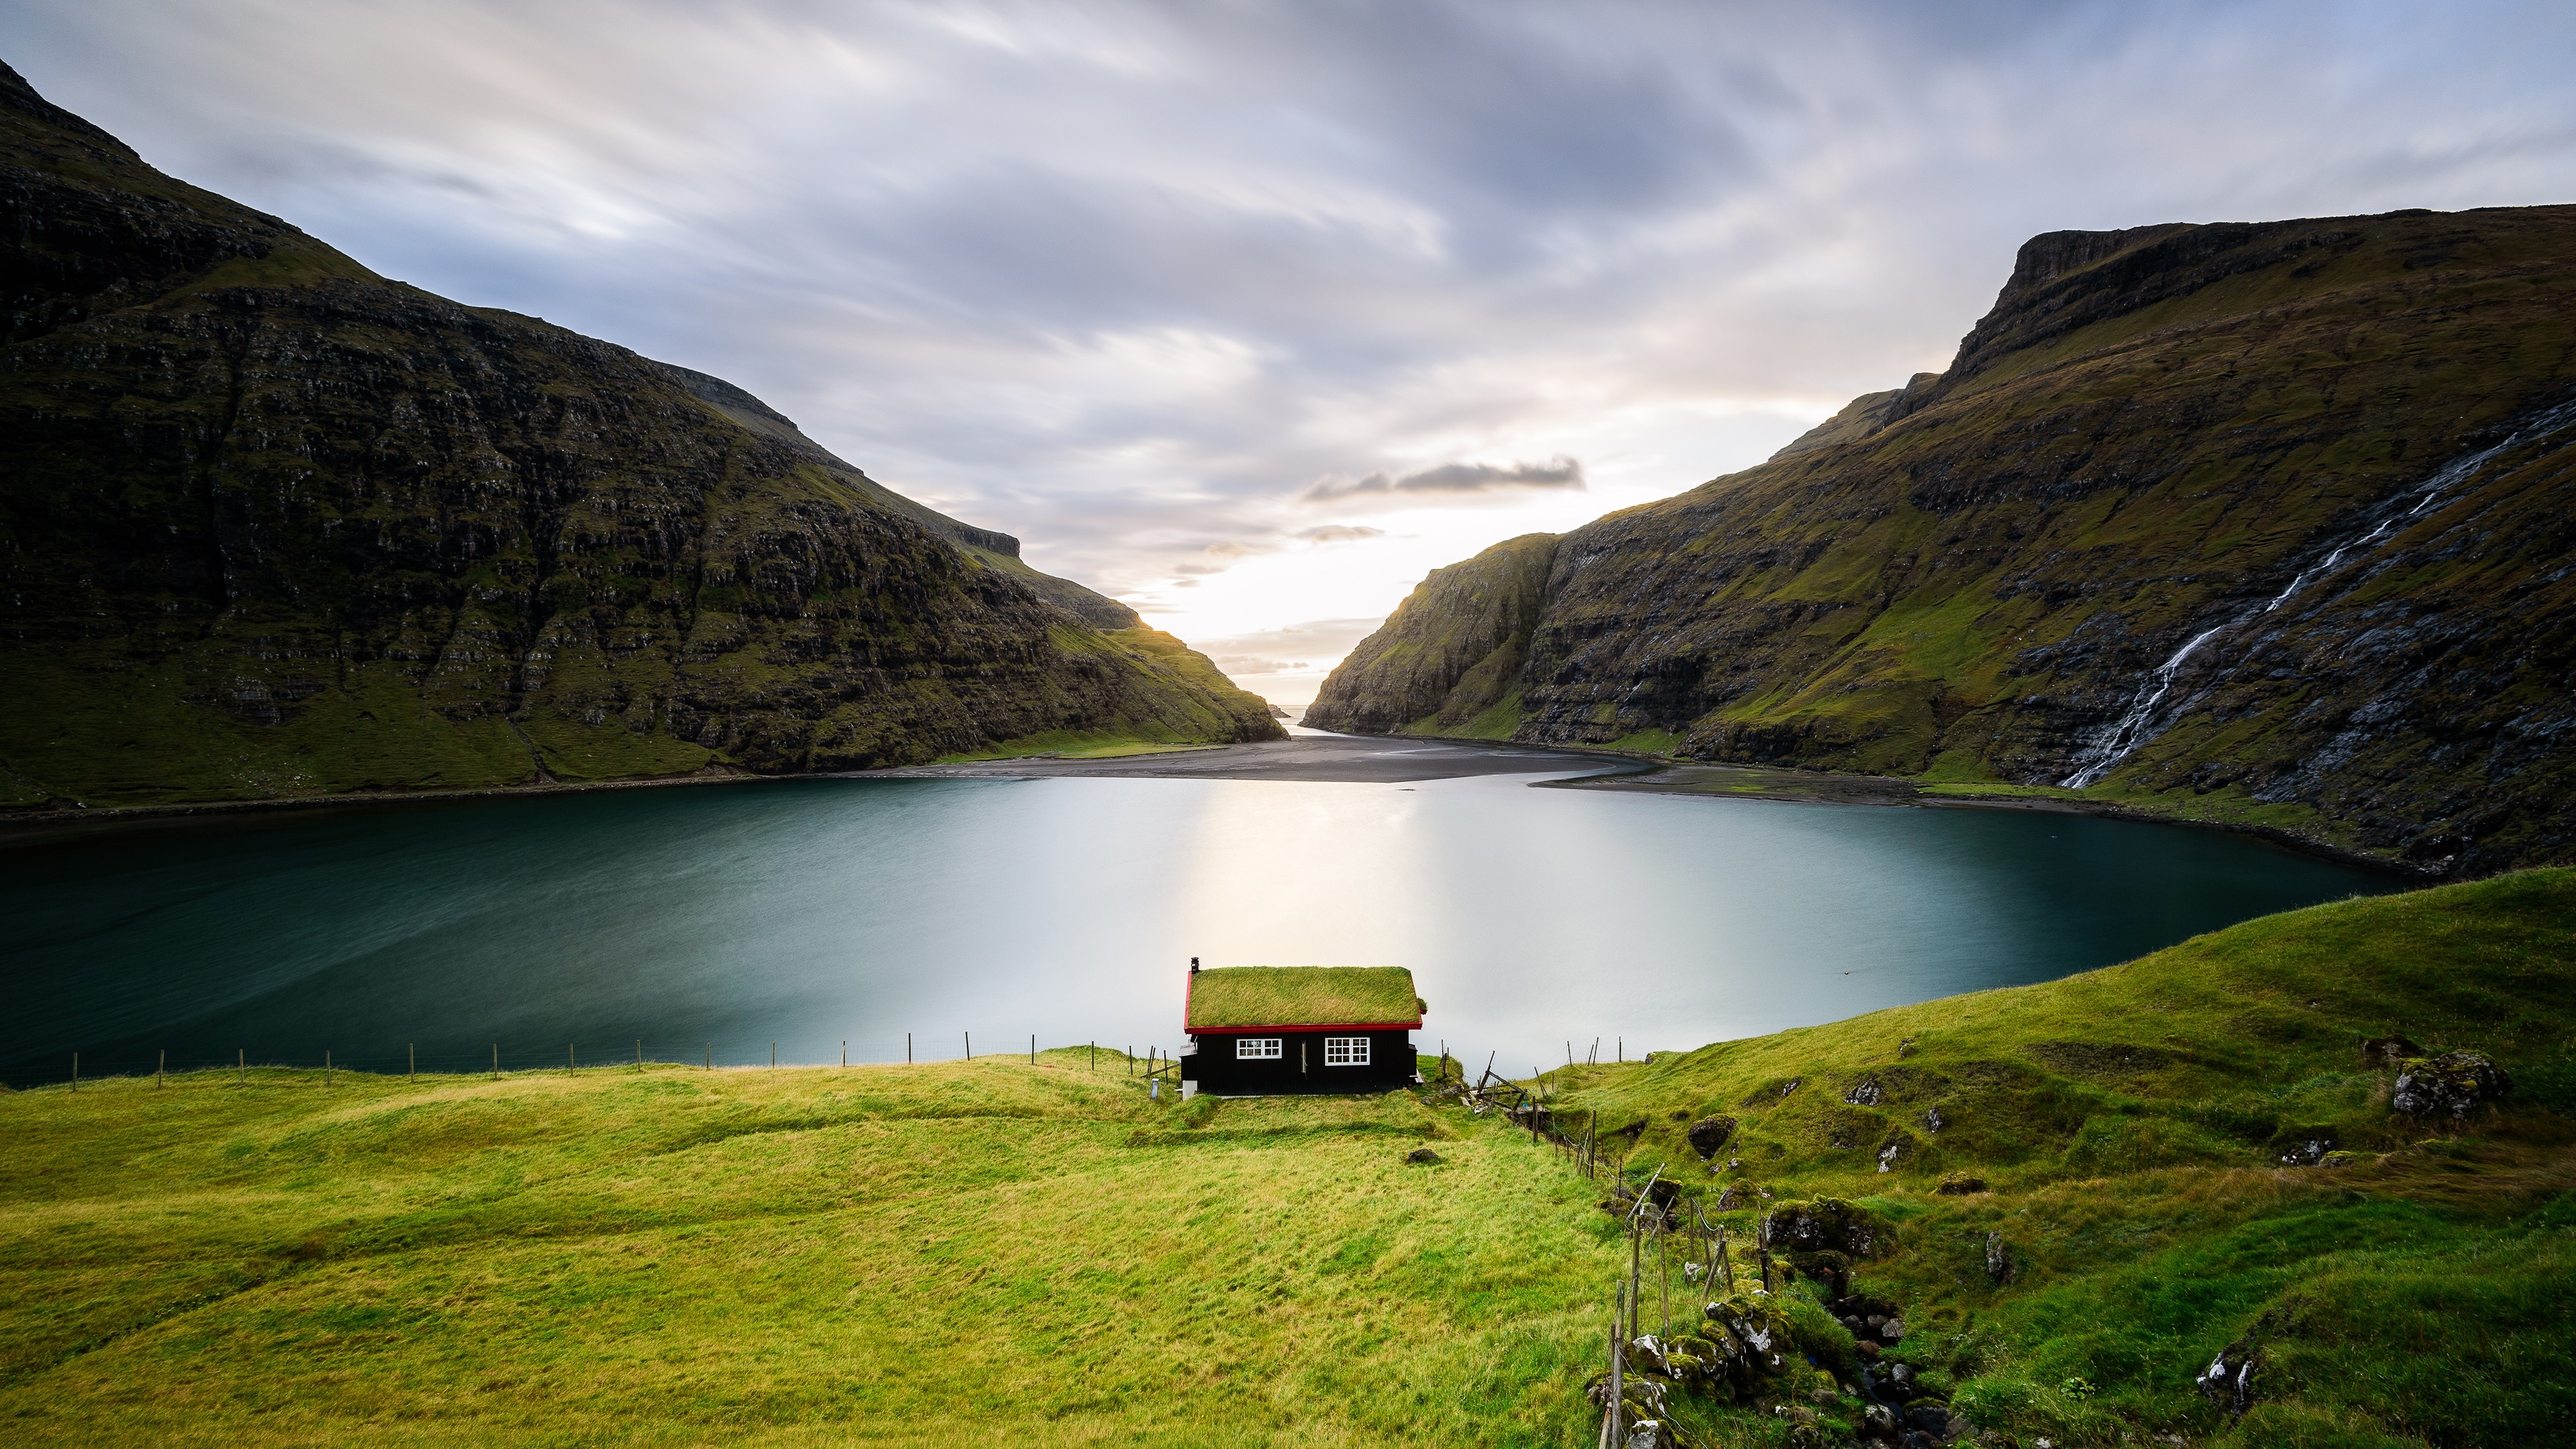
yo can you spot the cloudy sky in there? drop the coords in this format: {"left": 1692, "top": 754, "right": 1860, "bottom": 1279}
{"left": 11, "top": 2, "right": 2576, "bottom": 709}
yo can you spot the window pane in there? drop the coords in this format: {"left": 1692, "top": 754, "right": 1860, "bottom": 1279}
{"left": 1236, "top": 1038, "right": 1281, "bottom": 1059}
{"left": 1324, "top": 1036, "right": 1368, "bottom": 1066}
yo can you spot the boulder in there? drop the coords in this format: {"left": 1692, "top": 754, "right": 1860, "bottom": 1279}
{"left": 1686, "top": 1115, "right": 1739, "bottom": 1159}
{"left": 2392, "top": 1051, "right": 2510, "bottom": 1119}
{"left": 1935, "top": 1171, "right": 1986, "bottom": 1195}
{"left": 1845, "top": 1078, "right": 1885, "bottom": 1106}
{"left": 1404, "top": 1147, "right": 1442, "bottom": 1165}
{"left": 1923, "top": 1106, "right": 1946, "bottom": 1134}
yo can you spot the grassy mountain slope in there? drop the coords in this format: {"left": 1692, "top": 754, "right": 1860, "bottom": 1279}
{"left": 1, "top": 873, "right": 2565, "bottom": 1446}
{"left": 1308, "top": 207, "right": 2576, "bottom": 874}
{"left": 0, "top": 62, "right": 1278, "bottom": 810}
{"left": 1549, "top": 865, "right": 2576, "bottom": 1449}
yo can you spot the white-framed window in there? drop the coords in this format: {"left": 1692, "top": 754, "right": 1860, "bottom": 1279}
{"left": 1235, "top": 1037, "right": 1282, "bottom": 1060}
{"left": 1324, "top": 1036, "right": 1370, "bottom": 1067}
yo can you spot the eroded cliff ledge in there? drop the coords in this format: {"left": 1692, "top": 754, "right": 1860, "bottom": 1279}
{"left": 1309, "top": 206, "right": 2576, "bottom": 875}
{"left": 0, "top": 61, "right": 1280, "bottom": 808}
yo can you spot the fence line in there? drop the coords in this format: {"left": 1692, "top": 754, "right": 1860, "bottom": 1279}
{"left": 2, "top": 1036, "right": 1199, "bottom": 1089}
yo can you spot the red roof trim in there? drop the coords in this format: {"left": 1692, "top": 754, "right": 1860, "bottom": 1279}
{"left": 1189, "top": 1020, "right": 1421, "bottom": 1034}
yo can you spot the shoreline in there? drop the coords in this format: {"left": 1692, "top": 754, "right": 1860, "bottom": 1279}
{"left": 0, "top": 729, "right": 2431, "bottom": 880}
{"left": 0, "top": 767, "right": 780, "bottom": 845}
{"left": 0, "top": 734, "right": 1633, "bottom": 845}
{"left": 1388, "top": 733, "right": 2435, "bottom": 881}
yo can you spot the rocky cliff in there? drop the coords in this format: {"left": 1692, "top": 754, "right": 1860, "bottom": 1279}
{"left": 0, "top": 63, "right": 1280, "bottom": 808}
{"left": 1309, "top": 206, "right": 2576, "bottom": 874}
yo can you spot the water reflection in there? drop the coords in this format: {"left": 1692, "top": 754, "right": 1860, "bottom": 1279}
{"left": 0, "top": 773, "right": 2401, "bottom": 1083}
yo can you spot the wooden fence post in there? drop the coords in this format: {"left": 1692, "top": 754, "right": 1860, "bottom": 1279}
{"left": 1030, "top": 1034, "right": 1035, "bottom": 1065}
{"left": 965, "top": 1032, "right": 971, "bottom": 1061}
{"left": 568, "top": 1043, "right": 575, "bottom": 1077}
{"left": 410, "top": 1042, "right": 416, "bottom": 1083}
{"left": 238, "top": 1048, "right": 245, "bottom": 1085}
{"left": 158, "top": 1049, "right": 164, "bottom": 1089}
{"left": 70, "top": 1052, "right": 77, "bottom": 1092}
{"left": 325, "top": 1049, "right": 331, "bottom": 1087}
{"left": 907, "top": 1032, "right": 912, "bottom": 1064}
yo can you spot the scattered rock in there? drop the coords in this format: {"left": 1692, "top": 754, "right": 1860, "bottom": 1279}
{"left": 1876, "top": 1137, "right": 1913, "bottom": 1173}
{"left": 2392, "top": 1051, "right": 2510, "bottom": 1119}
{"left": 2195, "top": 1339, "right": 2259, "bottom": 1415}
{"left": 1404, "top": 1147, "right": 1442, "bottom": 1165}
{"left": 1686, "top": 1115, "right": 1739, "bottom": 1159}
{"left": 1898, "top": 1038, "right": 1917, "bottom": 1058}
{"left": 1935, "top": 1171, "right": 1986, "bottom": 1195}
{"left": 2361, "top": 1033, "right": 2424, "bottom": 1066}
{"left": 1880, "top": 1318, "right": 1905, "bottom": 1344}
{"left": 1905, "top": 1403, "right": 1950, "bottom": 1434}
{"left": 1923, "top": 1106, "right": 1945, "bottom": 1134}
{"left": 1845, "top": 1078, "right": 1885, "bottom": 1107}
{"left": 1984, "top": 1231, "right": 2016, "bottom": 1284}
{"left": 1716, "top": 1186, "right": 1742, "bottom": 1210}
{"left": 1856, "top": 1338, "right": 1882, "bottom": 1360}
{"left": 2277, "top": 1136, "right": 2334, "bottom": 1166}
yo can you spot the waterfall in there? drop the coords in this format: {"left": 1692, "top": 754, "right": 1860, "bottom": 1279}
{"left": 2057, "top": 397, "right": 2576, "bottom": 789}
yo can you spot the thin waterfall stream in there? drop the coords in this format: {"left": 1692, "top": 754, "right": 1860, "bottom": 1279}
{"left": 2060, "top": 397, "right": 2576, "bottom": 788}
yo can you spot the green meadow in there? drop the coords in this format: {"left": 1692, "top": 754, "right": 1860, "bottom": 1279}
{"left": 5, "top": 871, "right": 2572, "bottom": 1447}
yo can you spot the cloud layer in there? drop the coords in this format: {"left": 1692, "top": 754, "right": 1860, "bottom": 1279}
{"left": 1303, "top": 458, "right": 1584, "bottom": 505}
{"left": 9, "top": 1, "right": 2576, "bottom": 707}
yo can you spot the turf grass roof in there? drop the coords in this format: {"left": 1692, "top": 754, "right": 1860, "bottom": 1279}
{"left": 1185, "top": 966, "right": 1424, "bottom": 1030}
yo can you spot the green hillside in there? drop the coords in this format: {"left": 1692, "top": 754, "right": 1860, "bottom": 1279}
{"left": 3, "top": 873, "right": 2567, "bottom": 1446}
{"left": 1309, "top": 208, "right": 2576, "bottom": 875}
{"left": 0, "top": 61, "right": 1279, "bottom": 814}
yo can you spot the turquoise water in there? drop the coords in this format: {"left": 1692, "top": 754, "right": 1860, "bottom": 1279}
{"left": 1, "top": 772, "right": 2402, "bottom": 1084}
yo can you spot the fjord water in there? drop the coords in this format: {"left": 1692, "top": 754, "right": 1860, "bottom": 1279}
{"left": 1, "top": 773, "right": 2400, "bottom": 1084}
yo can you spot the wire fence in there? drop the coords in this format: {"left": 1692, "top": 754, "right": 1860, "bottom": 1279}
{"left": 3, "top": 1034, "right": 1192, "bottom": 1091}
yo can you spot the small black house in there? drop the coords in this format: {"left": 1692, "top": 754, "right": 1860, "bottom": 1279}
{"left": 1179, "top": 963, "right": 1422, "bottom": 1096}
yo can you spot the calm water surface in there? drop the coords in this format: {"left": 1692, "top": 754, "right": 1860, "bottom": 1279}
{"left": 1, "top": 772, "right": 2403, "bottom": 1083}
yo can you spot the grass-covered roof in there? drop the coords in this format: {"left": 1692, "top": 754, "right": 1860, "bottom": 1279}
{"left": 1186, "top": 966, "right": 1423, "bottom": 1030}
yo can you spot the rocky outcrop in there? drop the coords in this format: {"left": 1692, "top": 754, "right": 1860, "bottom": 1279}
{"left": 1311, "top": 206, "right": 2576, "bottom": 873}
{"left": 0, "top": 63, "right": 1279, "bottom": 808}
{"left": 2392, "top": 1051, "right": 2510, "bottom": 1119}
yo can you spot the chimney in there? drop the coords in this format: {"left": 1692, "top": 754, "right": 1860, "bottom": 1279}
{"left": 1190, "top": 957, "right": 1200, "bottom": 974}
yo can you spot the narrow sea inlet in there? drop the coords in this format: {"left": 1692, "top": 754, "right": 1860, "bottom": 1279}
{"left": 1, "top": 767, "right": 2400, "bottom": 1086}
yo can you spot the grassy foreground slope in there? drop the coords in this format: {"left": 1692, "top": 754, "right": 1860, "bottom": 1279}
{"left": 1556, "top": 867, "right": 2576, "bottom": 1448}
{"left": 0, "top": 1055, "right": 1618, "bottom": 1448}
{"left": 2, "top": 875, "right": 2569, "bottom": 1447}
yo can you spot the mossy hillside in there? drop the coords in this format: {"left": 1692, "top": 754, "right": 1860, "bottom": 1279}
{"left": 1309, "top": 207, "right": 2576, "bottom": 873}
{"left": 1304, "top": 533, "right": 1558, "bottom": 736}
{"left": 0, "top": 1052, "right": 1620, "bottom": 1448}
{"left": 0, "top": 67, "right": 1281, "bottom": 814}
{"left": 1538, "top": 868, "right": 2576, "bottom": 1448}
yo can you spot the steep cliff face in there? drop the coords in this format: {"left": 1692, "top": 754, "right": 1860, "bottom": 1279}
{"left": 1303, "top": 533, "right": 1558, "bottom": 736}
{"left": 0, "top": 64, "right": 1279, "bottom": 808}
{"left": 1310, "top": 205, "right": 2576, "bottom": 873}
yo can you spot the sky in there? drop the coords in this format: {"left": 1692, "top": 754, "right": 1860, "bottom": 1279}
{"left": 9, "top": 2, "right": 2576, "bottom": 712}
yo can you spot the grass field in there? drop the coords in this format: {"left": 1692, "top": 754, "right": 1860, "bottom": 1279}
{"left": 5, "top": 873, "right": 2572, "bottom": 1446}
{"left": 0, "top": 1051, "right": 1619, "bottom": 1447}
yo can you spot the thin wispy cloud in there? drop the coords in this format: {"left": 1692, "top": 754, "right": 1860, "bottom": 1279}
{"left": 1301, "top": 457, "right": 1585, "bottom": 506}
{"left": 9, "top": 0, "right": 2576, "bottom": 709}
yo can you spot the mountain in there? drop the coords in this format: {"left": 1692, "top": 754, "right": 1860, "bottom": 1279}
{"left": 1309, "top": 206, "right": 2576, "bottom": 875}
{"left": 0, "top": 63, "right": 1280, "bottom": 809}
